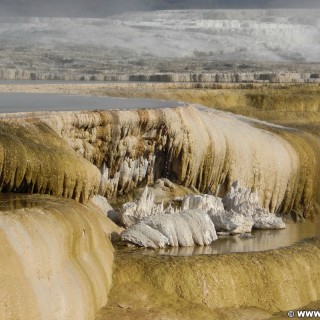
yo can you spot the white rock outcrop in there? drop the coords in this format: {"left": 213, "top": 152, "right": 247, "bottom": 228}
{"left": 120, "top": 181, "right": 286, "bottom": 247}
{"left": 222, "top": 181, "right": 286, "bottom": 231}
{"left": 252, "top": 209, "right": 286, "bottom": 230}
{"left": 90, "top": 194, "right": 122, "bottom": 225}
{"left": 91, "top": 195, "right": 114, "bottom": 216}
{"left": 121, "top": 223, "right": 169, "bottom": 249}
{"left": 208, "top": 209, "right": 254, "bottom": 234}
{"left": 121, "top": 210, "right": 217, "bottom": 248}
{"left": 181, "top": 194, "right": 225, "bottom": 213}
{"left": 119, "top": 187, "right": 176, "bottom": 227}
{"left": 223, "top": 180, "right": 260, "bottom": 216}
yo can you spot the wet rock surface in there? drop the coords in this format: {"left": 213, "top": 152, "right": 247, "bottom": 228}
{"left": 0, "top": 195, "right": 117, "bottom": 320}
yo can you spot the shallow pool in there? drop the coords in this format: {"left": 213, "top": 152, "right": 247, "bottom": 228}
{"left": 117, "top": 223, "right": 320, "bottom": 256}
{"left": 0, "top": 92, "right": 184, "bottom": 113}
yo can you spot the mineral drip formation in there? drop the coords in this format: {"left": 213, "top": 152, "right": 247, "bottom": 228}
{"left": 36, "top": 104, "right": 320, "bottom": 222}
{"left": 1, "top": 104, "right": 319, "bottom": 216}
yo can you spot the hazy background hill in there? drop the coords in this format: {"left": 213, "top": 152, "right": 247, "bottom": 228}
{"left": 1, "top": 10, "right": 319, "bottom": 62}
{"left": 1, "top": 0, "right": 320, "bottom": 17}
{"left": 1, "top": 8, "right": 320, "bottom": 80}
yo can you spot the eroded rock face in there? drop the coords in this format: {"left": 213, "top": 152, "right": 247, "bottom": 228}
{"left": 1, "top": 102, "right": 318, "bottom": 220}
{"left": 0, "top": 102, "right": 314, "bottom": 220}
{"left": 0, "top": 120, "right": 100, "bottom": 203}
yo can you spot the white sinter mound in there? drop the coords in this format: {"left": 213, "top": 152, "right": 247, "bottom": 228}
{"left": 119, "top": 187, "right": 176, "bottom": 227}
{"left": 120, "top": 181, "right": 286, "bottom": 248}
{"left": 121, "top": 210, "right": 217, "bottom": 249}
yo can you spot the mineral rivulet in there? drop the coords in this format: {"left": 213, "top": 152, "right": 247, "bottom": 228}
{"left": 120, "top": 182, "right": 286, "bottom": 248}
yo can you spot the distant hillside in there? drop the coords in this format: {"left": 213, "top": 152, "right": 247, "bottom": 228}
{"left": 0, "top": 9, "right": 320, "bottom": 62}
{"left": 1, "top": 0, "right": 320, "bottom": 17}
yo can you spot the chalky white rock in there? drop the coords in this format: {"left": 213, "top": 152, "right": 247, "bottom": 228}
{"left": 120, "top": 181, "right": 286, "bottom": 247}
{"left": 121, "top": 210, "right": 217, "bottom": 248}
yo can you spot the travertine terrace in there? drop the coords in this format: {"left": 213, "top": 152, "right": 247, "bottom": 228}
{"left": 0, "top": 194, "right": 120, "bottom": 320}
{"left": 1, "top": 10, "right": 320, "bottom": 81}
{"left": 1, "top": 83, "right": 320, "bottom": 319}
{"left": 1, "top": 102, "right": 317, "bottom": 217}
